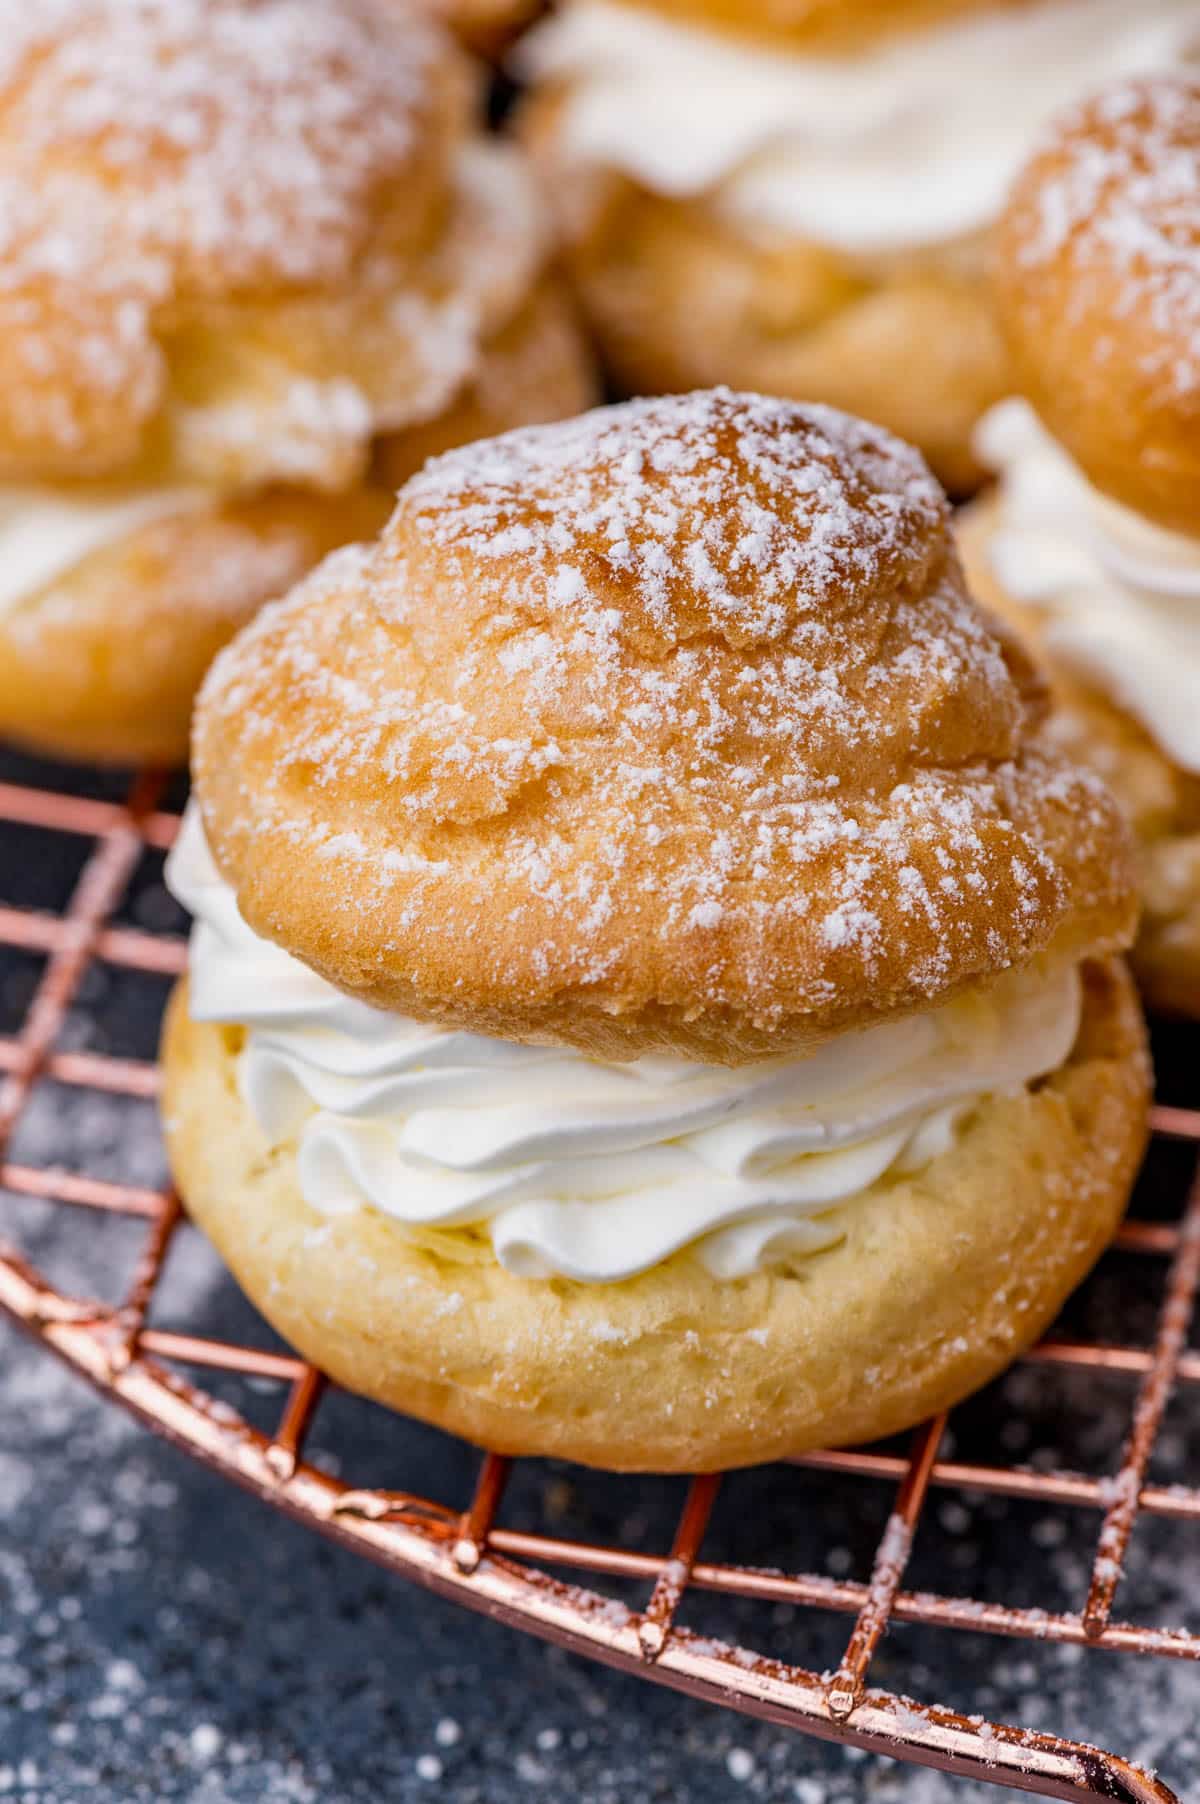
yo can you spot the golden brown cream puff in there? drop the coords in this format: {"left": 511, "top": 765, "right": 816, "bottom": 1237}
{"left": 519, "top": 0, "right": 1199, "bottom": 493}
{"left": 0, "top": 0, "right": 593, "bottom": 766}
{"left": 964, "top": 76, "right": 1200, "bottom": 1018}
{"left": 162, "top": 390, "right": 1148, "bottom": 1473}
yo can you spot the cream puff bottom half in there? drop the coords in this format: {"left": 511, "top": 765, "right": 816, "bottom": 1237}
{"left": 162, "top": 960, "right": 1148, "bottom": 1473}
{"left": 0, "top": 487, "right": 392, "bottom": 768}
{"left": 960, "top": 501, "right": 1200, "bottom": 1020}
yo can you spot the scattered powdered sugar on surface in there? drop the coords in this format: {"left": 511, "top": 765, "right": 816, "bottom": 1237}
{"left": 0, "top": 0, "right": 444, "bottom": 463}
{"left": 200, "top": 389, "right": 1126, "bottom": 1032}
{"left": 1018, "top": 77, "right": 1200, "bottom": 399}
{"left": 4, "top": 1123, "right": 1200, "bottom": 1799}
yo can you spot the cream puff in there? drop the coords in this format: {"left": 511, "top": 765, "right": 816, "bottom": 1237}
{"left": 0, "top": 0, "right": 593, "bottom": 767}
{"left": 161, "top": 389, "right": 1147, "bottom": 1473}
{"left": 963, "top": 76, "right": 1200, "bottom": 1018}
{"left": 519, "top": 0, "right": 1199, "bottom": 493}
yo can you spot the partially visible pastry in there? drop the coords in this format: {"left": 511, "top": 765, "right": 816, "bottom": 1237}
{"left": 630, "top": 0, "right": 1017, "bottom": 45}
{"left": 412, "top": 0, "right": 544, "bottom": 60}
{"left": 0, "top": 0, "right": 593, "bottom": 765}
{"left": 964, "top": 76, "right": 1200, "bottom": 1016}
{"left": 520, "top": 0, "right": 1199, "bottom": 491}
{"left": 162, "top": 390, "right": 1148, "bottom": 1472}
{"left": 0, "top": 488, "right": 391, "bottom": 767}
{"left": 377, "top": 278, "right": 594, "bottom": 489}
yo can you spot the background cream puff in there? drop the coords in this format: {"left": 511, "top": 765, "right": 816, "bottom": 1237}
{"left": 519, "top": 0, "right": 1199, "bottom": 492}
{"left": 0, "top": 0, "right": 593, "bottom": 766}
{"left": 962, "top": 76, "right": 1200, "bottom": 1018}
{"left": 162, "top": 390, "right": 1147, "bottom": 1473}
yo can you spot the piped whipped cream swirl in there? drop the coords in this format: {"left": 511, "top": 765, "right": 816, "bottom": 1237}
{"left": 521, "top": 0, "right": 1200, "bottom": 254}
{"left": 976, "top": 399, "right": 1200, "bottom": 776}
{"left": 168, "top": 807, "right": 1082, "bottom": 1283}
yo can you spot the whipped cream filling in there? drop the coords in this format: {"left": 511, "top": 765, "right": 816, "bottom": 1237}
{"left": 167, "top": 806, "right": 1083, "bottom": 1283}
{"left": 0, "top": 484, "right": 209, "bottom": 616}
{"left": 521, "top": 0, "right": 1200, "bottom": 253}
{"left": 975, "top": 399, "right": 1200, "bottom": 776}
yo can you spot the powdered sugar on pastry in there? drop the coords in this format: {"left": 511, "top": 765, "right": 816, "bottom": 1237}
{"left": 0, "top": 0, "right": 532, "bottom": 485}
{"left": 997, "top": 77, "right": 1200, "bottom": 537}
{"left": 0, "top": 0, "right": 438, "bottom": 286}
{"left": 171, "top": 139, "right": 548, "bottom": 489}
{"left": 1013, "top": 78, "right": 1200, "bottom": 395}
{"left": 194, "top": 389, "right": 1136, "bottom": 1062}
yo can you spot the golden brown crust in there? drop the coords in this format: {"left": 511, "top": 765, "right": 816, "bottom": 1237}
{"left": 375, "top": 278, "right": 597, "bottom": 490}
{"left": 996, "top": 77, "right": 1200, "bottom": 533}
{"left": 525, "top": 110, "right": 1008, "bottom": 493}
{"left": 1135, "top": 838, "right": 1200, "bottom": 1020}
{"left": 411, "top": 0, "right": 545, "bottom": 58}
{"left": 959, "top": 497, "right": 1200, "bottom": 1018}
{"left": 0, "top": 487, "right": 393, "bottom": 767}
{"left": 0, "top": 286, "right": 594, "bottom": 769}
{"left": 162, "top": 958, "right": 1150, "bottom": 1472}
{"left": 152, "top": 137, "right": 548, "bottom": 496}
{"left": 194, "top": 390, "right": 1137, "bottom": 1062}
{"left": 0, "top": 0, "right": 557, "bottom": 490}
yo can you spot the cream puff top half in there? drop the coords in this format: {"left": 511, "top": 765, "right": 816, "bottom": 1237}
{"left": 0, "top": 0, "right": 545, "bottom": 495}
{"left": 979, "top": 77, "right": 1200, "bottom": 774}
{"left": 997, "top": 76, "right": 1200, "bottom": 534}
{"left": 519, "top": 0, "right": 1200, "bottom": 258}
{"left": 191, "top": 388, "right": 1136, "bottom": 1066}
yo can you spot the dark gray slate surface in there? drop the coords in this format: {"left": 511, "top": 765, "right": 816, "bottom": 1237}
{"left": 1, "top": 746, "right": 1198, "bottom": 1804}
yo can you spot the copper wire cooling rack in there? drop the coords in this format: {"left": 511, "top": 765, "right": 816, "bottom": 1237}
{"left": 1, "top": 766, "right": 1198, "bottom": 1804}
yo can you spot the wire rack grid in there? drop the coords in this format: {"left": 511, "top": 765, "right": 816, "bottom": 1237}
{"left": 1, "top": 764, "right": 1198, "bottom": 1804}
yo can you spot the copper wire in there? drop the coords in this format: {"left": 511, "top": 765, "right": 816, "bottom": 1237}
{"left": 0, "top": 770, "right": 1195, "bottom": 1804}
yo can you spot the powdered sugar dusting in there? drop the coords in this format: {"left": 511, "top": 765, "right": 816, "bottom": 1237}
{"left": 1017, "top": 77, "right": 1200, "bottom": 401}
{"left": 393, "top": 388, "right": 948, "bottom": 647}
{"left": 197, "top": 390, "right": 1133, "bottom": 1055}
{"left": 0, "top": 0, "right": 449, "bottom": 470}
